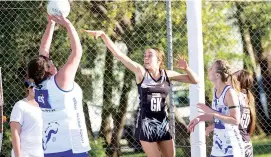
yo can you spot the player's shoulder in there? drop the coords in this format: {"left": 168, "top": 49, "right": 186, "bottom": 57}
{"left": 226, "top": 87, "right": 237, "bottom": 96}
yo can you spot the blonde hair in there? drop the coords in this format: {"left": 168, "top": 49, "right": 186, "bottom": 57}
{"left": 153, "top": 48, "right": 165, "bottom": 70}
{"left": 215, "top": 60, "right": 240, "bottom": 91}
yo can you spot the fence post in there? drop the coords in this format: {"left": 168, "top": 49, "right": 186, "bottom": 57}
{"left": 166, "top": 0, "right": 175, "bottom": 140}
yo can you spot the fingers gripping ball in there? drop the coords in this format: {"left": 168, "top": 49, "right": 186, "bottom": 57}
{"left": 47, "top": 0, "right": 70, "bottom": 18}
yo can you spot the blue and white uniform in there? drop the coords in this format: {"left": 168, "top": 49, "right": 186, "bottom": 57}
{"left": 211, "top": 85, "right": 245, "bottom": 157}
{"left": 35, "top": 75, "right": 90, "bottom": 157}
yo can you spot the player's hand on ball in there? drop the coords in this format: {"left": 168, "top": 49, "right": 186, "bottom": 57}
{"left": 47, "top": 15, "right": 55, "bottom": 24}
{"left": 83, "top": 30, "right": 105, "bottom": 40}
{"left": 50, "top": 15, "right": 70, "bottom": 27}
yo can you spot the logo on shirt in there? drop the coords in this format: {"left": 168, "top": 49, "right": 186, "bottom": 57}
{"left": 214, "top": 134, "right": 233, "bottom": 155}
{"left": 38, "top": 94, "right": 45, "bottom": 104}
{"left": 151, "top": 93, "right": 162, "bottom": 112}
{"left": 34, "top": 89, "right": 51, "bottom": 109}
{"left": 42, "top": 122, "right": 60, "bottom": 150}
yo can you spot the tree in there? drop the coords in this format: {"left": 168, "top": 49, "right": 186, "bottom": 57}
{"left": 234, "top": 1, "right": 271, "bottom": 135}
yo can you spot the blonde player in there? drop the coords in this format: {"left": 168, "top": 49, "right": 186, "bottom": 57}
{"left": 188, "top": 60, "right": 245, "bottom": 157}
{"left": 206, "top": 69, "right": 256, "bottom": 157}
{"left": 84, "top": 30, "right": 199, "bottom": 157}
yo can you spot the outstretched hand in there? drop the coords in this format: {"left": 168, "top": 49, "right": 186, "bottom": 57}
{"left": 83, "top": 30, "right": 105, "bottom": 39}
{"left": 175, "top": 55, "right": 188, "bottom": 70}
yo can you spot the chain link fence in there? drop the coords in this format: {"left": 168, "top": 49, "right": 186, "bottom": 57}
{"left": 0, "top": 1, "right": 270, "bottom": 157}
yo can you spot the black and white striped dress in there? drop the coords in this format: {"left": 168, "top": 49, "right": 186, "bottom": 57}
{"left": 239, "top": 93, "right": 253, "bottom": 157}
{"left": 135, "top": 69, "right": 172, "bottom": 142}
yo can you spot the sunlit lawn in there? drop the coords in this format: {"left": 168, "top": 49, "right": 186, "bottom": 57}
{"left": 121, "top": 137, "right": 271, "bottom": 157}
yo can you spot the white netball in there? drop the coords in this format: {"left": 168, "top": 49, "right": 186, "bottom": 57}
{"left": 47, "top": 0, "right": 70, "bottom": 18}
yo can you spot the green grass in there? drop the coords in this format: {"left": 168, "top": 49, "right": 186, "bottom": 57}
{"left": 253, "top": 137, "right": 271, "bottom": 157}
{"left": 256, "top": 154, "right": 271, "bottom": 157}
{"left": 121, "top": 152, "right": 146, "bottom": 157}
{"left": 121, "top": 137, "right": 271, "bottom": 157}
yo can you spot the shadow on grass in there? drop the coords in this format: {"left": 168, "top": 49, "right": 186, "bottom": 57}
{"left": 121, "top": 137, "right": 271, "bottom": 157}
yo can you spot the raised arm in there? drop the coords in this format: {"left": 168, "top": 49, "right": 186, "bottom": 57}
{"left": 84, "top": 30, "right": 145, "bottom": 82}
{"left": 39, "top": 16, "right": 55, "bottom": 58}
{"left": 10, "top": 122, "right": 21, "bottom": 157}
{"left": 52, "top": 16, "right": 82, "bottom": 90}
{"left": 166, "top": 56, "right": 199, "bottom": 84}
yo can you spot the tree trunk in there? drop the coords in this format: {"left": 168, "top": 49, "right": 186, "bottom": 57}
{"left": 107, "top": 5, "right": 137, "bottom": 156}
{"left": 96, "top": 2, "right": 138, "bottom": 155}
{"left": 249, "top": 27, "right": 271, "bottom": 135}
{"left": 235, "top": 2, "right": 271, "bottom": 135}
{"left": 83, "top": 102, "right": 95, "bottom": 139}
{"left": 100, "top": 49, "right": 114, "bottom": 145}
{"left": 109, "top": 69, "right": 134, "bottom": 157}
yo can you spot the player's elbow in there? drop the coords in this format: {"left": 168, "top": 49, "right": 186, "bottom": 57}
{"left": 194, "top": 78, "right": 200, "bottom": 84}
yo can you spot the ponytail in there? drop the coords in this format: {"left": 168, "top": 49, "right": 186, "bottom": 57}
{"left": 229, "top": 74, "right": 240, "bottom": 92}
{"left": 235, "top": 69, "right": 256, "bottom": 136}
{"left": 247, "top": 89, "right": 256, "bottom": 136}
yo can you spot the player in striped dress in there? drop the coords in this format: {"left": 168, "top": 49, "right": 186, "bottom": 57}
{"left": 188, "top": 60, "right": 245, "bottom": 157}
{"left": 234, "top": 70, "right": 256, "bottom": 157}
{"left": 84, "top": 30, "right": 199, "bottom": 157}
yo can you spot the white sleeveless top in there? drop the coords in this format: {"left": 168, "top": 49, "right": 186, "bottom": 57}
{"left": 211, "top": 85, "right": 245, "bottom": 157}
{"left": 34, "top": 75, "right": 90, "bottom": 155}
